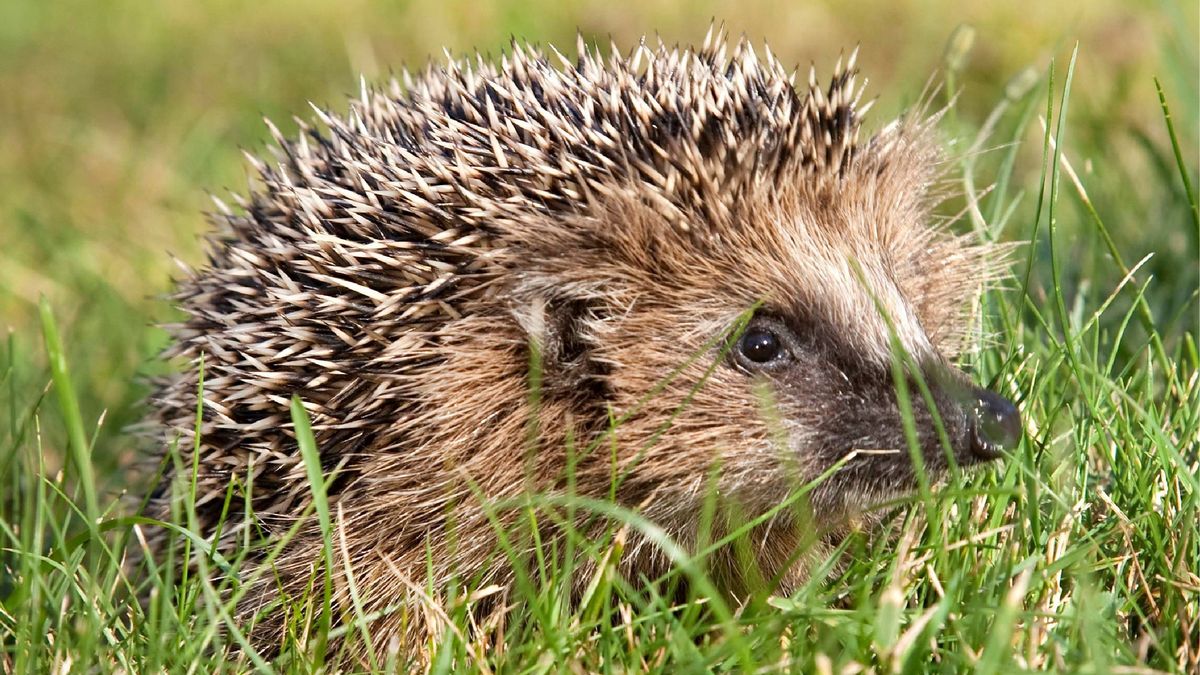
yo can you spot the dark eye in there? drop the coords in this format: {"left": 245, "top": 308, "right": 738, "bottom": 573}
{"left": 739, "top": 328, "right": 782, "bottom": 363}
{"left": 730, "top": 316, "right": 796, "bottom": 372}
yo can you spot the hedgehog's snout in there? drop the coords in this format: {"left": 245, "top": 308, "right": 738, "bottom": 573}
{"left": 928, "top": 366, "right": 1021, "bottom": 462}
{"left": 966, "top": 388, "right": 1021, "bottom": 460}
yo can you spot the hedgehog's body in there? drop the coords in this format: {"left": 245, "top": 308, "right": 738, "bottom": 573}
{"left": 147, "top": 33, "right": 1019, "bottom": 662}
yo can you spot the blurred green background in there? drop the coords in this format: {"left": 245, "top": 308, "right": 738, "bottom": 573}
{"left": 0, "top": 0, "right": 1196, "bottom": 480}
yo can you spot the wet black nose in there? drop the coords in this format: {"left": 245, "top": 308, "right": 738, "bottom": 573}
{"left": 969, "top": 389, "right": 1021, "bottom": 460}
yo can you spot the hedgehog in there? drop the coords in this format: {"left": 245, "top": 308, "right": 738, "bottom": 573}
{"left": 143, "top": 31, "right": 1021, "bottom": 663}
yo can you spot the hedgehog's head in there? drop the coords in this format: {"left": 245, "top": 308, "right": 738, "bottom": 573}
{"left": 491, "top": 39, "right": 1020, "bottom": 526}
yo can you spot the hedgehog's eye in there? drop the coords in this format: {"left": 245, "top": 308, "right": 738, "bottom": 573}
{"left": 740, "top": 329, "right": 782, "bottom": 363}
{"left": 733, "top": 319, "right": 793, "bottom": 371}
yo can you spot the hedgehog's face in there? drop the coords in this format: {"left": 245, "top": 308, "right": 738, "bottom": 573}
{"left": 579, "top": 254, "right": 1021, "bottom": 522}
{"left": 518, "top": 128, "right": 1020, "bottom": 524}
{"left": 716, "top": 307, "right": 1020, "bottom": 510}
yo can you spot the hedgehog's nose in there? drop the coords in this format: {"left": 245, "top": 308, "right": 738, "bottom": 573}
{"left": 968, "top": 389, "right": 1021, "bottom": 460}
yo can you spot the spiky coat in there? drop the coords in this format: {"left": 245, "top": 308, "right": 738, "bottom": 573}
{"left": 147, "top": 33, "right": 997, "bottom": 663}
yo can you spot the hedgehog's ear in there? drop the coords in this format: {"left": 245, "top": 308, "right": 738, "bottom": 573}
{"left": 513, "top": 294, "right": 610, "bottom": 401}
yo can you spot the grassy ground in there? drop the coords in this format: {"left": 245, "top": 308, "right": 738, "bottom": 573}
{"left": 1, "top": 0, "right": 1197, "bottom": 672}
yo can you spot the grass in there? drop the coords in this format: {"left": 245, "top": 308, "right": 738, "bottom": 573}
{"left": 1, "top": 0, "right": 1198, "bottom": 672}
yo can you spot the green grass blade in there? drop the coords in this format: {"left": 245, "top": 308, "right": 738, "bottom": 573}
{"left": 37, "top": 297, "right": 99, "bottom": 531}
{"left": 291, "top": 394, "right": 335, "bottom": 664}
{"left": 1154, "top": 77, "right": 1199, "bottom": 230}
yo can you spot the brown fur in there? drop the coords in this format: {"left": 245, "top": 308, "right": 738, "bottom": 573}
{"left": 144, "top": 32, "right": 1006, "bottom": 664}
